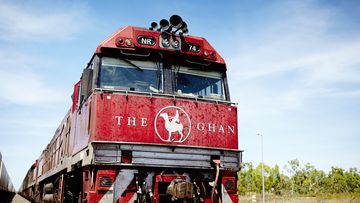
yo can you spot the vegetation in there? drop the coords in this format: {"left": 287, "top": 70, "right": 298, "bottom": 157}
{"left": 237, "top": 159, "right": 360, "bottom": 197}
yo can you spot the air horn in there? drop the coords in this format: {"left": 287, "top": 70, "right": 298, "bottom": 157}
{"left": 150, "top": 15, "right": 188, "bottom": 34}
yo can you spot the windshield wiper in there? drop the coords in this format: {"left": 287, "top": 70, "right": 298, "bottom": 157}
{"left": 119, "top": 58, "right": 143, "bottom": 71}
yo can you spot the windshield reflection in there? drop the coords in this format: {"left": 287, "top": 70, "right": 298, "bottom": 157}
{"left": 174, "top": 66, "right": 224, "bottom": 100}
{"left": 99, "top": 57, "right": 162, "bottom": 93}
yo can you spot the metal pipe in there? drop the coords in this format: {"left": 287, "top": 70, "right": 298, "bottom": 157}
{"left": 211, "top": 160, "right": 221, "bottom": 203}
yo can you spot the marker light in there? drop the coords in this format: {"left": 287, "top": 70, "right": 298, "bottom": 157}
{"left": 125, "top": 39, "right": 132, "bottom": 46}
{"left": 116, "top": 38, "right": 124, "bottom": 47}
{"left": 171, "top": 40, "right": 180, "bottom": 48}
{"left": 161, "top": 38, "right": 170, "bottom": 47}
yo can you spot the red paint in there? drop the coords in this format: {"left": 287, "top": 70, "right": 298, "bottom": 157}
{"left": 20, "top": 20, "right": 240, "bottom": 203}
{"left": 96, "top": 169, "right": 116, "bottom": 191}
{"left": 71, "top": 81, "right": 80, "bottom": 113}
{"left": 118, "top": 180, "right": 137, "bottom": 203}
{"left": 96, "top": 26, "right": 226, "bottom": 65}
{"left": 92, "top": 92, "right": 238, "bottom": 149}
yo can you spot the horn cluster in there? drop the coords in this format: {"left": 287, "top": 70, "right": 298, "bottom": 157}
{"left": 149, "top": 15, "right": 188, "bottom": 35}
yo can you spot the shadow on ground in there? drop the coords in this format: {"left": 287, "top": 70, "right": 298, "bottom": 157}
{"left": 0, "top": 190, "right": 15, "bottom": 203}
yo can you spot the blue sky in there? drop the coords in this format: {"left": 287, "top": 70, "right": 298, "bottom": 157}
{"left": 0, "top": 0, "right": 359, "bottom": 189}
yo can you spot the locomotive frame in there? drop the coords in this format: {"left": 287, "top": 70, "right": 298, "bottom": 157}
{"left": 20, "top": 15, "right": 243, "bottom": 203}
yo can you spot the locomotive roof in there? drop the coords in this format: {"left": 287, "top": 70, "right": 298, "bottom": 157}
{"left": 95, "top": 26, "right": 225, "bottom": 65}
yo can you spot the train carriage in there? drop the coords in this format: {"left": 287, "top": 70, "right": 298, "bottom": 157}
{"left": 0, "top": 152, "right": 16, "bottom": 202}
{"left": 20, "top": 15, "right": 242, "bottom": 203}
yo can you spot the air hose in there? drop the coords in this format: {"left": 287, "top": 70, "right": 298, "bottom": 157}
{"left": 211, "top": 160, "right": 221, "bottom": 203}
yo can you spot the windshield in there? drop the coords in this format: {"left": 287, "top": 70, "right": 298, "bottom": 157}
{"left": 173, "top": 65, "right": 225, "bottom": 100}
{"left": 98, "top": 57, "right": 162, "bottom": 93}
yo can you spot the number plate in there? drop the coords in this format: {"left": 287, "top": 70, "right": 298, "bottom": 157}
{"left": 137, "top": 36, "right": 156, "bottom": 46}
{"left": 187, "top": 43, "right": 201, "bottom": 53}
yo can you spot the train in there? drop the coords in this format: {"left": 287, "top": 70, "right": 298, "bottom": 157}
{"left": 0, "top": 152, "right": 16, "bottom": 202}
{"left": 19, "top": 15, "right": 242, "bottom": 203}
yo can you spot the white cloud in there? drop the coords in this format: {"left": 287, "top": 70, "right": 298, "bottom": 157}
{"left": 0, "top": 1, "right": 86, "bottom": 184}
{"left": 228, "top": 1, "right": 360, "bottom": 112}
{"left": 0, "top": 1, "right": 89, "bottom": 41}
{"left": 325, "top": 89, "right": 360, "bottom": 97}
{"left": 230, "top": 42, "right": 360, "bottom": 84}
{"left": 0, "top": 51, "right": 67, "bottom": 106}
{"left": 229, "top": 1, "right": 360, "bottom": 170}
{"left": 0, "top": 1, "right": 89, "bottom": 105}
{"left": 0, "top": 68, "right": 66, "bottom": 105}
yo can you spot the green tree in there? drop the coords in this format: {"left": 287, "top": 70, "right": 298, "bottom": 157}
{"left": 301, "top": 163, "right": 326, "bottom": 195}
{"left": 237, "top": 160, "right": 360, "bottom": 196}
{"left": 288, "top": 159, "right": 300, "bottom": 194}
{"left": 238, "top": 162, "right": 258, "bottom": 194}
{"left": 255, "top": 163, "right": 271, "bottom": 193}
{"left": 345, "top": 168, "right": 360, "bottom": 193}
{"left": 267, "top": 165, "right": 288, "bottom": 195}
{"left": 327, "top": 167, "right": 349, "bottom": 193}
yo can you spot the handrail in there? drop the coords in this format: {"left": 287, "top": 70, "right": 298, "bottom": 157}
{"left": 120, "top": 50, "right": 151, "bottom": 57}
{"left": 93, "top": 88, "right": 237, "bottom": 105}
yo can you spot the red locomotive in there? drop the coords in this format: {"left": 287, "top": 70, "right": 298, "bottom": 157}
{"left": 20, "top": 15, "right": 242, "bottom": 203}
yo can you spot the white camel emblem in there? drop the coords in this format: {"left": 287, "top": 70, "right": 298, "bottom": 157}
{"left": 159, "top": 110, "right": 184, "bottom": 141}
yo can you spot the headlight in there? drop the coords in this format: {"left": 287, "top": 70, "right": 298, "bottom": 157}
{"left": 99, "top": 176, "right": 113, "bottom": 187}
{"left": 161, "top": 38, "right": 170, "bottom": 47}
{"left": 171, "top": 40, "right": 180, "bottom": 48}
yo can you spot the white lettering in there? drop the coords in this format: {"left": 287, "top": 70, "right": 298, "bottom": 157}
{"left": 127, "top": 117, "right": 136, "bottom": 126}
{"left": 208, "top": 123, "right": 216, "bottom": 132}
{"left": 218, "top": 125, "right": 225, "bottom": 133}
{"left": 227, "top": 126, "right": 235, "bottom": 134}
{"left": 115, "top": 116, "right": 124, "bottom": 125}
{"left": 140, "top": 38, "right": 153, "bottom": 45}
{"left": 197, "top": 123, "right": 205, "bottom": 131}
{"left": 141, "top": 118, "right": 147, "bottom": 127}
{"left": 115, "top": 114, "right": 235, "bottom": 137}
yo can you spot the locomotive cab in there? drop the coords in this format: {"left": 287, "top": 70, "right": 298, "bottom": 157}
{"left": 79, "top": 52, "right": 229, "bottom": 102}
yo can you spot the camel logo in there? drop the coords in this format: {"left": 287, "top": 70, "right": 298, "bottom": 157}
{"left": 154, "top": 106, "right": 191, "bottom": 142}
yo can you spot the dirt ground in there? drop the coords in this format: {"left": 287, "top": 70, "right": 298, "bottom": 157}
{"left": 239, "top": 194, "right": 360, "bottom": 203}
{"left": 11, "top": 194, "right": 30, "bottom": 203}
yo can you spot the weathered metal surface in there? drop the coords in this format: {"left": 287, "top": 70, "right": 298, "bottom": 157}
{"left": 96, "top": 26, "right": 226, "bottom": 64}
{"left": 92, "top": 92, "right": 238, "bottom": 149}
{"left": 93, "top": 143, "right": 241, "bottom": 170}
{"left": 20, "top": 22, "right": 240, "bottom": 203}
{"left": 0, "top": 152, "right": 15, "bottom": 194}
